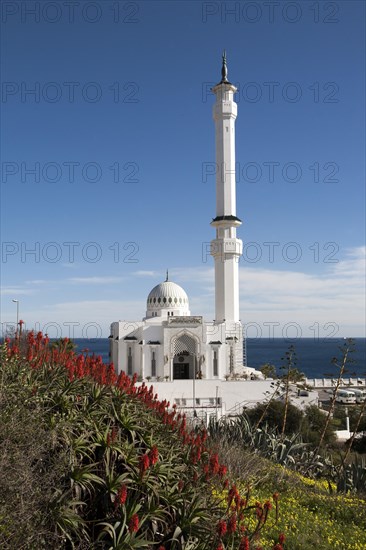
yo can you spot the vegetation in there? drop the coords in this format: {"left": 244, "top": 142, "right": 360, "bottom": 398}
{"left": 313, "top": 340, "right": 354, "bottom": 459}
{"left": 243, "top": 463, "right": 366, "bottom": 550}
{"left": 300, "top": 404, "right": 336, "bottom": 447}
{"left": 1, "top": 332, "right": 365, "bottom": 549}
{"left": 258, "top": 363, "right": 276, "bottom": 380}
{"left": 245, "top": 401, "right": 303, "bottom": 437}
{"left": 208, "top": 413, "right": 366, "bottom": 549}
{"left": 245, "top": 401, "right": 337, "bottom": 448}
{"left": 0, "top": 332, "right": 280, "bottom": 549}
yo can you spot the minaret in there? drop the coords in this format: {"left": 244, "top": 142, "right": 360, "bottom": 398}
{"left": 210, "top": 52, "right": 243, "bottom": 324}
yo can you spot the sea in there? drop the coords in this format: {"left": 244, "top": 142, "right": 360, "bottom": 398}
{"left": 72, "top": 338, "right": 366, "bottom": 379}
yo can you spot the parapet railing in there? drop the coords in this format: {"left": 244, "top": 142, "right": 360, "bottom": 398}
{"left": 173, "top": 397, "right": 222, "bottom": 408}
{"left": 305, "top": 378, "right": 366, "bottom": 388}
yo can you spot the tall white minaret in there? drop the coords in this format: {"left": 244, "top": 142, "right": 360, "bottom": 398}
{"left": 210, "top": 52, "right": 243, "bottom": 324}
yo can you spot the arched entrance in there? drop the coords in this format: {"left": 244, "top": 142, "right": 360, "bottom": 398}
{"left": 172, "top": 333, "right": 198, "bottom": 380}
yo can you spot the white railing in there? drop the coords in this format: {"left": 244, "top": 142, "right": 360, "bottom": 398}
{"left": 305, "top": 377, "right": 366, "bottom": 388}
{"left": 174, "top": 397, "right": 221, "bottom": 408}
{"left": 225, "top": 399, "right": 261, "bottom": 416}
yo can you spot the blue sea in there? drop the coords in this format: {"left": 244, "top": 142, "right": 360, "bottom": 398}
{"left": 72, "top": 338, "right": 366, "bottom": 379}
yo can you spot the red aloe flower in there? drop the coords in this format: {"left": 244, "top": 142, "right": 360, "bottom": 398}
{"left": 256, "top": 505, "right": 263, "bottom": 520}
{"left": 115, "top": 484, "right": 127, "bottom": 507}
{"left": 128, "top": 513, "right": 139, "bottom": 532}
{"left": 217, "top": 519, "right": 227, "bottom": 537}
{"left": 227, "top": 484, "right": 238, "bottom": 507}
{"left": 239, "top": 536, "right": 250, "bottom": 550}
{"left": 148, "top": 445, "right": 159, "bottom": 465}
{"left": 11, "top": 345, "right": 19, "bottom": 356}
{"left": 227, "top": 512, "right": 237, "bottom": 534}
{"left": 240, "top": 497, "right": 247, "bottom": 508}
{"left": 279, "top": 533, "right": 285, "bottom": 544}
{"left": 139, "top": 453, "right": 150, "bottom": 475}
{"left": 111, "top": 426, "right": 118, "bottom": 442}
{"left": 264, "top": 499, "right": 272, "bottom": 511}
{"left": 210, "top": 453, "right": 220, "bottom": 475}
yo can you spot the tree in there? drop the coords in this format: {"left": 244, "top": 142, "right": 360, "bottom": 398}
{"left": 347, "top": 434, "right": 366, "bottom": 454}
{"left": 301, "top": 405, "right": 336, "bottom": 446}
{"left": 312, "top": 338, "right": 354, "bottom": 459}
{"left": 253, "top": 379, "right": 283, "bottom": 430}
{"left": 246, "top": 400, "right": 303, "bottom": 436}
{"left": 279, "top": 346, "right": 304, "bottom": 436}
{"left": 333, "top": 405, "right": 366, "bottom": 433}
{"left": 259, "top": 363, "right": 277, "bottom": 379}
{"left": 343, "top": 394, "right": 366, "bottom": 462}
{"left": 287, "top": 368, "right": 306, "bottom": 383}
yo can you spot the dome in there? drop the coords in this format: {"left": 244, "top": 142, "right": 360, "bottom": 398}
{"left": 146, "top": 281, "right": 189, "bottom": 310}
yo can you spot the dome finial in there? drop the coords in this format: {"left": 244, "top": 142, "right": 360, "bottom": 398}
{"left": 165, "top": 269, "right": 169, "bottom": 282}
{"left": 221, "top": 50, "right": 228, "bottom": 83}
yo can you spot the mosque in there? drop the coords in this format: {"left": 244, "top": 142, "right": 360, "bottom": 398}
{"left": 109, "top": 55, "right": 268, "bottom": 413}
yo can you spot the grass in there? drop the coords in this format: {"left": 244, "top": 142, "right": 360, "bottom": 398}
{"left": 227, "top": 461, "right": 366, "bottom": 550}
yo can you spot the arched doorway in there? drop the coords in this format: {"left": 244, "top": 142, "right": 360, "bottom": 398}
{"left": 172, "top": 333, "right": 198, "bottom": 380}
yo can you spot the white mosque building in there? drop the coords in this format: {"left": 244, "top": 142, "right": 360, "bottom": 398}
{"left": 109, "top": 55, "right": 279, "bottom": 415}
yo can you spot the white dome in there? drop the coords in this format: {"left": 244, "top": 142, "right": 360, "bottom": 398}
{"left": 147, "top": 281, "right": 189, "bottom": 310}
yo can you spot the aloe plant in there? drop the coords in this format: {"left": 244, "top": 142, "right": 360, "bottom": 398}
{"left": 1, "top": 335, "right": 282, "bottom": 549}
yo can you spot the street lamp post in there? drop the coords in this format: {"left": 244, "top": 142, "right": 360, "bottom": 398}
{"left": 12, "top": 299, "right": 19, "bottom": 336}
{"left": 216, "top": 385, "right": 219, "bottom": 421}
{"left": 193, "top": 355, "right": 196, "bottom": 417}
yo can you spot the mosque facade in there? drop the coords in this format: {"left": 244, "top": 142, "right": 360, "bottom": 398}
{"left": 110, "top": 55, "right": 246, "bottom": 383}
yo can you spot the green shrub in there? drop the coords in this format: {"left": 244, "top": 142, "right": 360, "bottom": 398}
{"left": 245, "top": 400, "right": 303, "bottom": 435}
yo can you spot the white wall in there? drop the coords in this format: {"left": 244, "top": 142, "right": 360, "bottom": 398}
{"left": 135, "top": 379, "right": 275, "bottom": 415}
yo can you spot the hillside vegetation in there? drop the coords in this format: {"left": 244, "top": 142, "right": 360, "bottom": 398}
{"left": 0, "top": 332, "right": 365, "bottom": 549}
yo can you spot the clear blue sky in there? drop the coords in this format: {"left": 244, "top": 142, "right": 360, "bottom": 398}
{"left": 1, "top": 0, "right": 365, "bottom": 339}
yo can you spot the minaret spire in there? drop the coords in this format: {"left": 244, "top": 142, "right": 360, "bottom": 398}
{"left": 221, "top": 50, "right": 228, "bottom": 83}
{"left": 165, "top": 269, "right": 169, "bottom": 282}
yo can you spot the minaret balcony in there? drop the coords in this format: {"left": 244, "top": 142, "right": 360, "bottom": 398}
{"left": 211, "top": 215, "right": 242, "bottom": 229}
{"left": 212, "top": 82, "right": 237, "bottom": 96}
{"left": 210, "top": 238, "right": 243, "bottom": 258}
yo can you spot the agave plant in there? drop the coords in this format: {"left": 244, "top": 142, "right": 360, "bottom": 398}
{"left": 207, "top": 413, "right": 252, "bottom": 446}
{"left": 336, "top": 456, "right": 366, "bottom": 494}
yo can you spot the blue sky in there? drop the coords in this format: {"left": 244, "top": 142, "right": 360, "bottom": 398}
{"left": 1, "top": 0, "right": 365, "bottom": 339}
